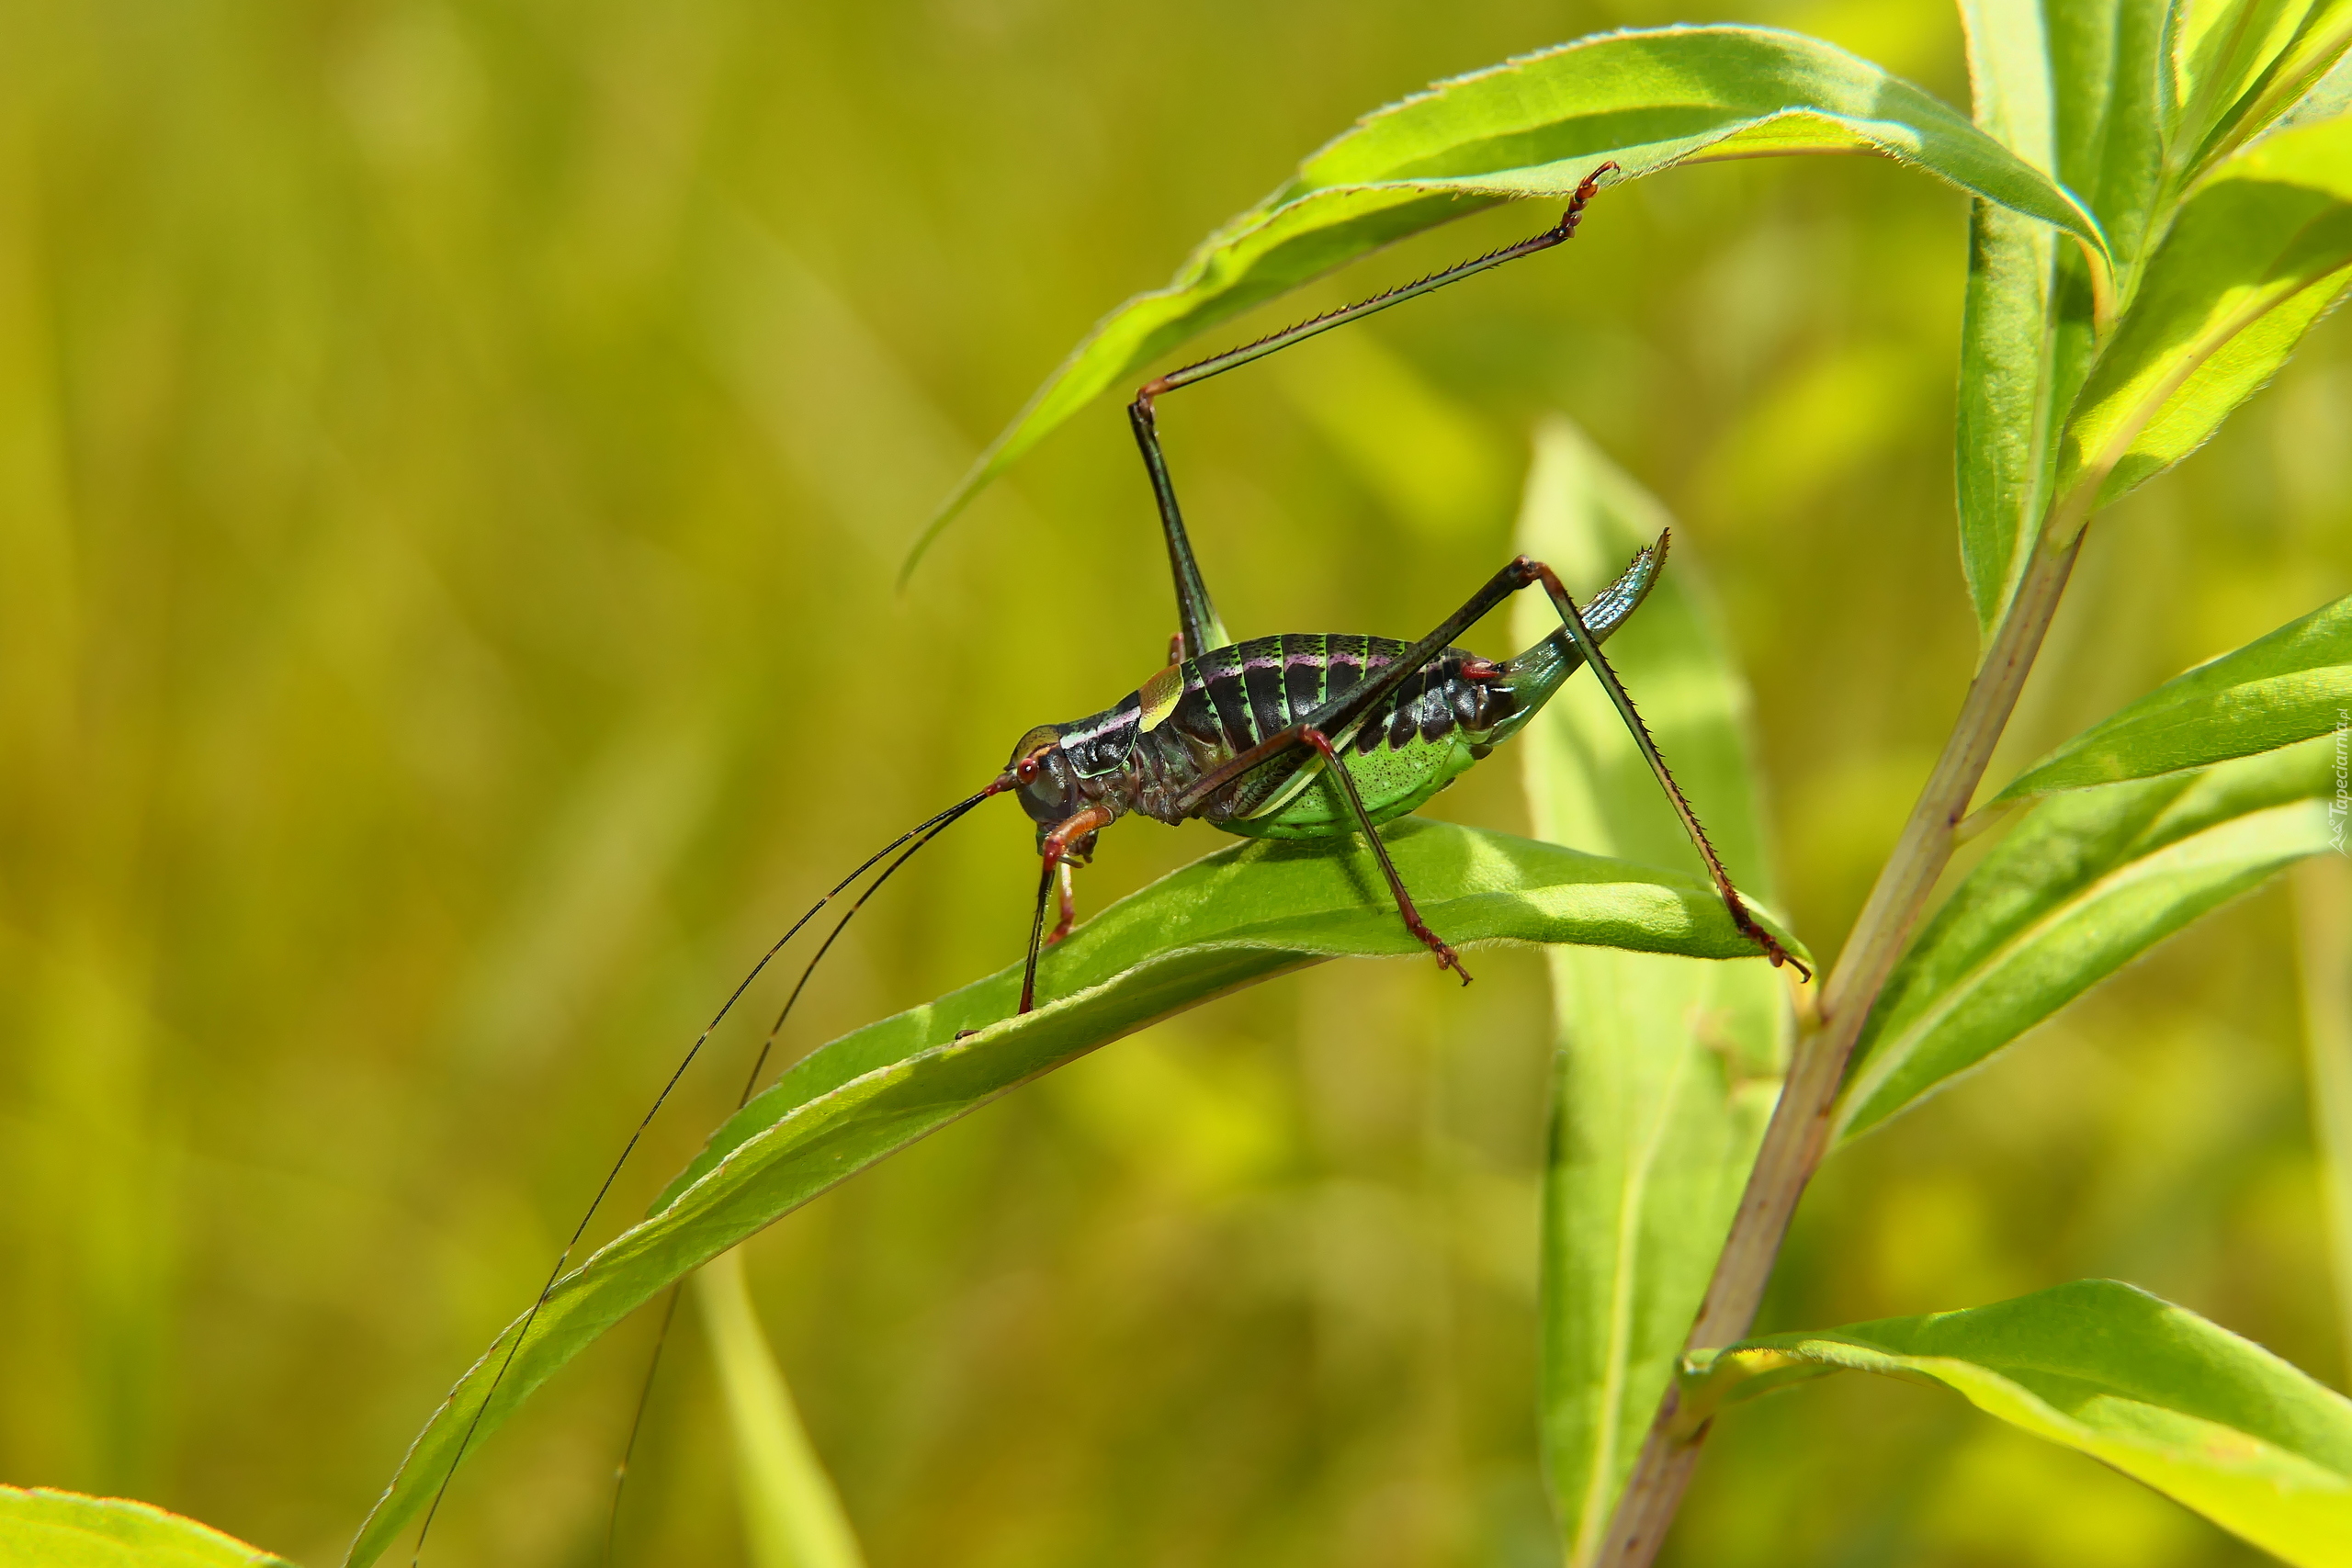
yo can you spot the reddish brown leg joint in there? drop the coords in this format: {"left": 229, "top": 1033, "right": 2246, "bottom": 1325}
{"left": 1022, "top": 805, "right": 1114, "bottom": 1014}
{"left": 1046, "top": 862, "right": 1078, "bottom": 948}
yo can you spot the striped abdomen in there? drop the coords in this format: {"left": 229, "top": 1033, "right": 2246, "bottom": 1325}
{"left": 1039, "top": 541, "right": 1666, "bottom": 837}
{"left": 1123, "top": 634, "right": 1521, "bottom": 826}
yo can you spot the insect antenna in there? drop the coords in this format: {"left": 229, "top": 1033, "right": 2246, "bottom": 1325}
{"left": 600, "top": 805, "right": 982, "bottom": 1559}
{"left": 738, "top": 807, "right": 965, "bottom": 1104}
{"left": 411, "top": 776, "right": 1009, "bottom": 1566}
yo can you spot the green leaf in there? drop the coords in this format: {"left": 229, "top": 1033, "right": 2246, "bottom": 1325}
{"left": 1679, "top": 1280, "right": 2352, "bottom": 1565}
{"left": 2049, "top": 0, "right": 2171, "bottom": 267}
{"left": 0, "top": 1487, "right": 295, "bottom": 1568}
{"left": 1955, "top": 0, "right": 2061, "bottom": 636}
{"left": 1996, "top": 590, "right": 2352, "bottom": 799}
{"left": 345, "top": 819, "right": 1804, "bottom": 1568}
{"left": 2169, "top": 0, "right": 2352, "bottom": 176}
{"left": 1511, "top": 418, "right": 1792, "bottom": 1563}
{"left": 1838, "top": 738, "right": 2337, "bottom": 1140}
{"left": 910, "top": 24, "right": 2112, "bottom": 573}
{"left": 695, "top": 1251, "right": 867, "bottom": 1568}
{"left": 2055, "top": 115, "right": 2352, "bottom": 518}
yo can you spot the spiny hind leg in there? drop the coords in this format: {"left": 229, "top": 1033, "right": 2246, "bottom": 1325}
{"left": 1301, "top": 728, "right": 1471, "bottom": 986}
{"left": 1524, "top": 558, "right": 1805, "bottom": 978}
{"left": 1127, "top": 162, "right": 1618, "bottom": 664}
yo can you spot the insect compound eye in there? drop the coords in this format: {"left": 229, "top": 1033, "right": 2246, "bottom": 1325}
{"left": 1005, "top": 726, "right": 1071, "bottom": 823}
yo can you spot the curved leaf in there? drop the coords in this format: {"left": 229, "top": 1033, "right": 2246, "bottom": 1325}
{"left": 910, "top": 25, "right": 2111, "bottom": 572}
{"left": 1996, "top": 589, "right": 2352, "bottom": 799}
{"left": 0, "top": 1486, "right": 294, "bottom": 1568}
{"left": 1679, "top": 1280, "right": 2352, "bottom": 1566}
{"left": 347, "top": 818, "right": 1803, "bottom": 1568}
{"left": 1510, "top": 419, "right": 1791, "bottom": 1563}
{"left": 1838, "top": 738, "right": 2336, "bottom": 1140}
{"left": 2055, "top": 115, "right": 2352, "bottom": 516}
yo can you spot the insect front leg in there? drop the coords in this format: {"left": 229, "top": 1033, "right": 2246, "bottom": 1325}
{"left": 1023, "top": 806, "right": 1114, "bottom": 1013}
{"left": 1045, "top": 828, "right": 1098, "bottom": 948}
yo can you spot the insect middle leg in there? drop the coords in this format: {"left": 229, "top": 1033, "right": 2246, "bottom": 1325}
{"left": 1300, "top": 727, "right": 1471, "bottom": 983}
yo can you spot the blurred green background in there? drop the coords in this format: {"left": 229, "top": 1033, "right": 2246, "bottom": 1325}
{"left": 1, "top": 1, "right": 2346, "bottom": 1564}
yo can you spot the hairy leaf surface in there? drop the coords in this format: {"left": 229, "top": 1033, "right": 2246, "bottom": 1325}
{"left": 347, "top": 820, "right": 1803, "bottom": 1567}
{"left": 911, "top": 25, "right": 2109, "bottom": 570}
{"left": 1996, "top": 590, "right": 2352, "bottom": 798}
{"left": 1680, "top": 1280, "right": 2352, "bottom": 1565}
{"left": 0, "top": 1487, "right": 293, "bottom": 1568}
{"left": 1839, "top": 739, "right": 2337, "bottom": 1140}
{"left": 1512, "top": 420, "right": 1790, "bottom": 1563}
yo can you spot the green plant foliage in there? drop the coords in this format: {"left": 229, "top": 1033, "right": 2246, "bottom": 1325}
{"left": 1996, "top": 589, "right": 2352, "bottom": 798}
{"left": 0, "top": 1487, "right": 293, "bottom": 1568}
{"left": 1955, "top": 0, "right": 2064, "bottom": 637}
{"left": 2057, "top": 114, "right": 2352, "bottom": 513}
{"left": 2165, "top": 0, "right": 2352, "bottom": 179}
{"left": 1679, "top": 1280, "right": 2352, "bottom": 1565}
{"left": 1838, "top": 738, "right": 2338, "bottom": 1140}
{"left": 1510, "top": 419, "right": 1791, "bottom": 1564}
{"left": 909, "top": 24, "right": 2113, "bottom": 570}
{"left": 345, "top": 820, "right": 1804, "bottom": 1568}
{"left": 695, "top": 1252, "right": 866, "bottom": 1568}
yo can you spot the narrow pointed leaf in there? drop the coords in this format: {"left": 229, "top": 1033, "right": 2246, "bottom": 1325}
{"left": 1955, "top": 0, "right": 2061, "bottom": 636}
{"left": 2174, "top": 0, "right": 2352, "bottom": 175}
{"left": 347, "top": 820, "right": 1804, "bottom": 1568}
{"left": 2003, "top": 0, "right": 2171, "bottom": 605}
{"left": 2164, "top": 0, "right": 2329, "bottom": 168}
{"left": 910, "top": 25, "right": 2111, "bottom": 571}
{"left": 0, "top": 1486, "right": 295, "bottom": 1568}
{"left": 1996, "top": 590, "right": 2352, "bottom": 799}
{"left": 1839, "top": 739, "right": 2337, "bottom": 1140}
{"left": 2048, "top": 0, "right": 2171, "bottom": 265}
{"left": 2055, "top": 116, "right": 2352, "bottom": 515}
{"left": 696, "top": 1252, "right": 867, "bottom": 1568}
{"left": 1512, "top": 419, "right": 1791, "bottom": 1563}
{"left": 1679, "top": 1280, "right": 2352, "bottom": 1565}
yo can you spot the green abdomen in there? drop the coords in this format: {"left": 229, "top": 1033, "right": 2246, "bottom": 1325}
{"left": 1216, "top": 732, "right": 1480, "bottom": 840}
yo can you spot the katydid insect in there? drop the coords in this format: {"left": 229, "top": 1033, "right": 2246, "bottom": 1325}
{"left": 1000, "top": 162, "right": 1799, "bottom": 1008}
{"left": 399, "top": 161, "right": 1796, "bottom": 1566}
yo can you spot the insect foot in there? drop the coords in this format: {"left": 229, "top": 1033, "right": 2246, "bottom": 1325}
{"left": 1411, "top": 920, "right": 1474, "bottom": 986}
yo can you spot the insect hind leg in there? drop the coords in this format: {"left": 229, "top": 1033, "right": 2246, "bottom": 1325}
{"left": 1527, "top": 559, "right": 1808, "bottom": 979}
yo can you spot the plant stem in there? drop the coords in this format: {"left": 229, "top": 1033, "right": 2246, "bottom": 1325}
{"left": 1589, "top": 524, "right": 2086, "bottom": 1567}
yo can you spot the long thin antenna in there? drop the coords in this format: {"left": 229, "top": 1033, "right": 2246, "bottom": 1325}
{"left": 737, "top": 812, "right": 969, "bottom": 1106}
{"left": 412, "top": 777, "right": 1007, "bottom": 1564}
{"left": 603, "top": 1286, "right": 681, "bottom": 1564}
